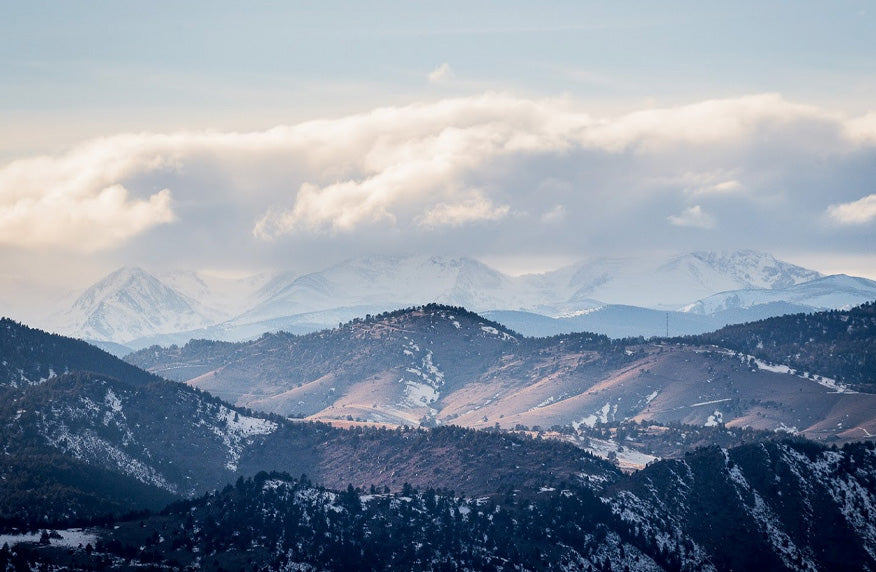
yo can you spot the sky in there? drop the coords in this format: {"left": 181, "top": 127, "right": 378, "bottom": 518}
{"left": 1, "top": 1, "right": 875, "bottom": 320}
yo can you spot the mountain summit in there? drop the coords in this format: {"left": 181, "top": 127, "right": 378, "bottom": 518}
{"left": 233, "top": 255, "right": 513, "bottom": 324}
{"left": 44, "top": 250, "right": 870, "bottom": 349}
{"left": 56, "top": 267, "right": 216, "bottom": 344}
{"left": 553, "top": 250, "right": 822, "bottom": 309}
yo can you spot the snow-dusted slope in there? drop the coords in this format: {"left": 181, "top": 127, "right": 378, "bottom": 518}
{"left": 232, "top": 255, "right": 522, "bottom": 325}
{"left": 56, "top": 267, "right": 217, "bottom": 344}
{"left": 547, "top": 250, "right": 822, "bottom": 310}
{"left": 233, "top": 250, "right": 816, "bottom": 327}
{"left": 683, "top": 274, "right": 876, "bottom": 315}
{"left": 607, "top": 441, "right": 876, "bottom": 572}
{"left": 55, "top": 251, "right": 840, "bottom": 346}
{"left": 158, "top": 269, "right": 279, "bottom": 320}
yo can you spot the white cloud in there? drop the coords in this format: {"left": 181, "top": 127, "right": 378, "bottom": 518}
{"left": 844, "top": 112, "right": 876, "bottom": 145}
{"left": 0, "top": 138, "right": 177, "bottom": 251}
{"left": 418, "top": 194, "right": 509, "bottom": 228}
{"left": 657, "top": 171, "right": 744, "bottom": 195}
{"left": 428, "top": 63, "right": 455, "bottom": 84}
{"left": 581, "top": 93, "right": 838, "bottom": 153}
{"left": 252, "top": 94, "right": 588, "bottom": 236}
{"left": 2, "top": 92, "right": 875, "bottom": 259}
{"left": 710, "top": 180, "right": 743, "bottom": 193}
{"left": 667, "top": 205, "right": 715, "bottom": 229}
{"left": 827, "top": 194, "right": 876, "bottom": 225}
{"left": 252, "top": 93, "right": 851, "bottom": 237}
{"left": 0, "top": 185, "right": 175, "bottom": 252}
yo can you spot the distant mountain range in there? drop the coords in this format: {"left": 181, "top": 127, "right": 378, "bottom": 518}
{"left": 41, "top": 250, "right": 876, "bottom": 352}
{"left": 486, "top": 273, "right": 876, "bottom": 339}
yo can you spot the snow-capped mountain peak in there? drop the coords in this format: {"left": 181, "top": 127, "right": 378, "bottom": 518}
{"left": 47, "top": 250, "right": 856, "bottom": 348}
{"left": 552, "top": 250, "right": 822, "bottom": 309}
{"left": 56, "top": 266, "right": 216, "bottom": 344}
{"left": 682, "top": 273, "right": 876, "bottom": 316}
{"left": 232, "top": 255, "right": 515, "bottom": 325}
{"left": 676, "top": 250, "right": 822, "bottom": 290}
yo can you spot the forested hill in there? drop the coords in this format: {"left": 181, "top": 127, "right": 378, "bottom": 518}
{"left": 0, "top": 317, "right": 160, "bottom": 388}
{"left": 688, "top": 301, "right": 876, "bottom": 388}
{"left": 10, "top": 440, "right": 876, "bottom": 571}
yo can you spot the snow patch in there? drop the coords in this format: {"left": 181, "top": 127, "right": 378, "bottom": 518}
{"left": 574, "top": 402, "right": 614, "bottom": 429}
{"left": 480, "top": 325, "right": 515, "bottom": 341}
{"left": 776, "top": 423, "right": 799, "bottom": 434}
{"left": 534, "top": 395, "right": 557, "bottom": 409}
{"left": 555, "top": 307, "right": 603, "bottom": 319}
{"left": 104, "top": 389, "right": 123, "bottom": 413}
{"left": 583, "top": 436, "right": 659, "bottom": 470}
{"left": 402, "top": 379, "right": 440, "bottom": 407}
{"left": 200, "top": 405, "right": 278, "bottom": 471}
{"left": 690, "top": 398, "right": 732, "bottom": 408}
{"left": 724, "top": 350, "right": 855, "bottom": 393}
{"left": 705, "top": 410, "right": 723, "bottom": 427}
{"left": 398, "top": 345, "right": 445, "bottom": 408}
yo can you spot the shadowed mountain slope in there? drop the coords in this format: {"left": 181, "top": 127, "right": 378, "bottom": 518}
{"left": 10, "top": 440, "right": 876, "bottom": 572}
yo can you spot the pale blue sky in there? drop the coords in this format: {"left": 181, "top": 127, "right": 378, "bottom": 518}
{"left": 4, "top": 1, "right": 875, "bottom": 143}
{"left": 1, "top": 1, "right": 875, "bottom": 312}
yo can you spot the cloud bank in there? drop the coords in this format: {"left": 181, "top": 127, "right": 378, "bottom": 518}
{"left": 0, "top": 93, "right": 874, "bottom": 270}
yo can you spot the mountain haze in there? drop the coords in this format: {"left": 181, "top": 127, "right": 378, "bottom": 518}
{"left": 545, "top": 250, "right": 822, "bottom": 310}
{"left": 47, "top": 250, "right": 873, "bottom": 350}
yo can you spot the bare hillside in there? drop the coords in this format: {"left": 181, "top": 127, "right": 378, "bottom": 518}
{"left": 128, "top": 305, "right": 876, "bottom": 443}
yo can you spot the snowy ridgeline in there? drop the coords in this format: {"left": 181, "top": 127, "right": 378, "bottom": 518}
{"left": 49, "top": 249, "right": 868, "bottom": 347}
